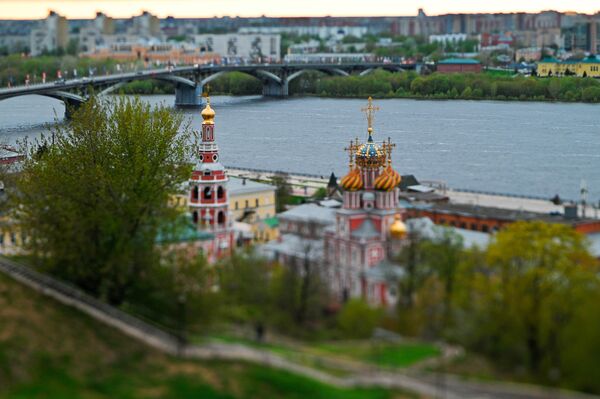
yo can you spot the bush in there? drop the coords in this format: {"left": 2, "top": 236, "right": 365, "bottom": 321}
{"left": 337, "top": 299, "right": 382, "bottom": 339}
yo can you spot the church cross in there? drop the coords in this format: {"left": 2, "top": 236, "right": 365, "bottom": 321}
{"left": 361, "top": 96, "right": 379, "bottom": 131}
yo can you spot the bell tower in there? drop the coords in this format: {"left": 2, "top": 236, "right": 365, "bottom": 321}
{"left": 189, "top": 95, "right": 233, "bottom": 259}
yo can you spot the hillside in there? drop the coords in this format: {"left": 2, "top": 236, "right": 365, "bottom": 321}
{"left": 0, "top": 273, "right": 413, "bottom": 399}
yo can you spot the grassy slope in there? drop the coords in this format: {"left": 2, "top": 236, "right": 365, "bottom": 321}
{"left": 0, "top": 274, "right": 414, "bottom": 399}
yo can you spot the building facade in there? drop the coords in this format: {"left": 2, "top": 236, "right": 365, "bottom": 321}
{"left": 30, "top": 11, "right": 69, "bottom": 56}
{"left": 192, "top": 33, "right": 281, "bottom": 62}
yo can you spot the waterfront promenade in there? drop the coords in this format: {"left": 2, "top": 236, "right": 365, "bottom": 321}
{"left": 226, "top": 166, "right": 599, "bottom": 218}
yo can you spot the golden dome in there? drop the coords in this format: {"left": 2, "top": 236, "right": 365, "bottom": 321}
{"left": 390, "top": 214, "right": 407, "bottom": 239}
{"left": 340, "top": 167, "right": 363, "bottom": 191}
{"left": 201, "top": 97, "right": 215, "bottom": 124}
{"left": 375, "top": 165, "right": 402, "bottom": 191}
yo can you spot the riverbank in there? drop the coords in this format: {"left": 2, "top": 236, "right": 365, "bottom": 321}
{"left": 117, "top": 69, "right": 600, "bottom": 104}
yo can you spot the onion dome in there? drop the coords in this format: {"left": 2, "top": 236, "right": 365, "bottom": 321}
{"left": 390, "top": 214, "right": 407, "bottom": 239}
{"left": 201, "top": 97, "right": 215, "bottom": 124}
{"left": 355, "top": 129, "right": 386, "bottom": 168}
{"left": 374, "top": 164, "right": 402, "bottom": 191}
{"left": 340, "top": 168, "right": 363, "bottom": 191}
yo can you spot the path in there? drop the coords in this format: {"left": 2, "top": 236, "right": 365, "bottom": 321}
{"left": 0, "top": 257, "right": 597, "bottom": 399}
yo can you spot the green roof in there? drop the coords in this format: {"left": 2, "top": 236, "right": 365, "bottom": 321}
{"left": 539, "top": 57, "right": 559, "bottom": 63}
{"left": 581, "top": 56, "right": 600, "bottom": 64}
{"left": 156, "top": 215, "right": 214, "bottom": 244}
{"left": 263, "top": 217, "right": 279, "bottom": 228}
{"left": 438, "top": 58, "right": 480, "bottom": 65}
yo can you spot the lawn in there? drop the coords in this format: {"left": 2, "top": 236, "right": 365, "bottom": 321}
{"left": 0, "top": 273, "right": 415, "bottom": 399}
{"left": 313, "top": 341, "right": 441, "bottom": 368}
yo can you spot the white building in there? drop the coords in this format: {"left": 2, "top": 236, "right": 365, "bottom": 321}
{"left": 429, "top": 33, "right": 468, "bottom": 45}
{"left": 192, "top": 33, "right": 280, "bottom": 62}
{"left": 239, "top": 26, "right": 367, "bottom": 40}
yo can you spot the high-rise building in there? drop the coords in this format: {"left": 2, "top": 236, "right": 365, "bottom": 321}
{"left": 29, "top": 11, "right": 68, "bottom": 56}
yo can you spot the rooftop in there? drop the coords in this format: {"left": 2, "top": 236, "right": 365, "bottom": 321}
{"left": 438, "top": 58, "right": 481, "bottom": 65}
{"left": 228, "top": 177, "right": 275, "bottom": 196}
{"left": 278, "top": 203, "right": 336, "bottom": 225}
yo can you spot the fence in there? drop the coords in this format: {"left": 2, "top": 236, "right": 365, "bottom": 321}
{"left": 0, "top": 256, "right": 182, "bottom": 354}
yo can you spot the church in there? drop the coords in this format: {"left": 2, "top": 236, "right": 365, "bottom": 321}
{"left": 264, "top": 97, "right": 408, "bottom": 307}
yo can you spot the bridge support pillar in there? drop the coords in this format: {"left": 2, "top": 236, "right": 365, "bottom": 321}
{"left": 64, "top": 100, "right": 83, "bottom": 120}
{"left": 175, "top": 84, "right": 202, "bottom": 108}
{"left": 262, "top": 80, "right": 288, "bottom": 97}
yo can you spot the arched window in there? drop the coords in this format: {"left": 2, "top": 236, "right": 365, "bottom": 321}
{"left": 217, "top": 186, "right": 225, "bottom": 199}
{"left": 217, "top": 211, "right": 226, "bottom": 225}
{"left": 204, "top": 186, "right": 212, "bottom": 199}
{"left": 192, "top": 186, "right": 199, "bottom": 200}
{"left": 192, "top": 211, "right": 199, "bottom": 224}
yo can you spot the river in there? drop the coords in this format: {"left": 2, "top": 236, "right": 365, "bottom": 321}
{"left": 0, "top": 94, "right": 598, "bottom": 201}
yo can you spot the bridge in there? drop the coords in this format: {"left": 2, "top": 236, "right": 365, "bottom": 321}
{"left": 0, "top": 62, "right": 417, "bottom": 117}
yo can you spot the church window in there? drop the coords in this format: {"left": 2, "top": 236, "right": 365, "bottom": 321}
{"left": 192, "top": 211, "right": 199, "bottom": 224}
{"left": 212, "top": 154, "right": 219, "bottom": 162}
{"left": 192, "top": 186, "right": 199, "bottom": 200}
{"left": 217, "top": 211, "right": 226, "bottom": 225}
{"left": 217, "top": 186, "right": 225, "bottom": 199}
{"left": 204, "top": 186, "right": 212, "bottom": 199}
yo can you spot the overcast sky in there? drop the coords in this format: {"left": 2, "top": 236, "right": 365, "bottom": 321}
{"left": 1, "top": 0, "right": 599, "bottom": 19}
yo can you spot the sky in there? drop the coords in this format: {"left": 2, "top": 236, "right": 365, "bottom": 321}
{"left": 0, "top": 0, "right": 599, "bottom": 20}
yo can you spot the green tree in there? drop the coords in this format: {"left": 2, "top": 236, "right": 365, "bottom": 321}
{"left": 271, "top": 173, "right": 293, "bottom": 212}
{"left": 465, "top": 222, "right": 596, "bottom": 376}
{"left": 16, "top": 96, "right": 192, "bottom": 305}
{"left": 337, "top": 299, "right": 382, "bottom": 339}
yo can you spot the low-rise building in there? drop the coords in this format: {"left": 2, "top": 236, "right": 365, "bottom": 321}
{"left": 30, "top": 11, "right": 69, "bottom": 56}
{"left": 228, "top": 177, "right": 278, "bottom": 242}
{"left": 536, "top": 56, "right": 600, "bottom": 77}
{"left": 437, "top": 58, "right": 482, "bottom": 73}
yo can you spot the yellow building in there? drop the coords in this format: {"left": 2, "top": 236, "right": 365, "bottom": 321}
{"left": 228, "top": 177, "right": 279, "bottom": 243}
{"left": 537, "top": 56, "right": 600, "bottom": 78}
{"left": 170, "top": 176, "right": 279, "bottom": 243}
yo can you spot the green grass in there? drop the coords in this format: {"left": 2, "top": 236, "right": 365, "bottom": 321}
{"left": 314, "top": 341, "right": 441, "bottom": 368}
{"left": 0, "top": 273, "right": 413, "bottom": 399}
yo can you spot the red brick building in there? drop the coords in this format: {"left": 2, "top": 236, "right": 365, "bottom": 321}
{"left": 437, "top": 58, "right": 482, "bottom": 73}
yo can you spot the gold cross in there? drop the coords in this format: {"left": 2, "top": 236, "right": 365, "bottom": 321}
{"left": 344, "top": 139, "right": 357, "bottom": 168}
{"left": 361, "top": 96, "right": 379, "bottom": 131}
{"left": 383, "top": 137, "right": 396, "bottom": 165}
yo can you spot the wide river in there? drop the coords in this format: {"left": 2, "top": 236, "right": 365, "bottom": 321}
{"left": 0, "top": 94, "right": 598, "bottom": 201}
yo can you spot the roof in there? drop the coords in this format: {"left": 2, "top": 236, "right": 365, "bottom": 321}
{"left": 351, "top": 219, "right": 380, "bottom": 240}
{"left": 228, "top": 177, "right": 275, "bottom": 196}
{"left": 278, "top": 204, "right": 336, "bottom": 225}
{"left": 260, "top": 234, "right": 323, "bottom": 261}
{"left": 364, "top": 260, "right": 405, "bottom": 283}
{"left": 156, "top": 216, "right": 214, "bottom": 244}
{"left": 407, "top": 184, "right": 435, "bottom": 193}
{"left": 327, "top": 172, "right": 338, "bottom": 188}
{"left": 319, "top": 199, "right": 342, "bottom": 208}
{"left": 439, "top": 58, "right": 481, "bottom": 65}
{"left": 399, "top": 174, "right": 420, "bottom": 191}
{"left": 420, "top": 202, "right": 595, "bottom": 225}
{"left": 263, "top": 216, "right": 279, "bottom": 228}
{"left": 538, "top": 56, "right": 559, "bottom": 63}
{"left": 406, "top": 217, "right": 490, "bottom": 248}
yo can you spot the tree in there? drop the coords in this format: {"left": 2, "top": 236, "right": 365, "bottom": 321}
{"left": 16, "top": 96, "right": 192, "bottom": 305}
{"left": 337, "top": 299, "right": 382, "bottom": 339}
{"left": 466, "top": 222, "right": 596, "bottom": 376}
{"left": 271, "top": 173, "right": 293, "bottom": 212}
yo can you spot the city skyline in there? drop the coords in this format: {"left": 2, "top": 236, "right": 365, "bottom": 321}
{"left": 1, "top": 0, "right": 600, "bottom": 20}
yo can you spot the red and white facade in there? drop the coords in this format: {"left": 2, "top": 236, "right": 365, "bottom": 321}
{"left": 188, "top": 98, "right": 234, "bottom": 262}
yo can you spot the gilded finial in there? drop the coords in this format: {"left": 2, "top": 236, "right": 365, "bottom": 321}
{"left": 361, "top": 97, "right": 379, "bottom": 133}
{"left": 344, "top": 139, "right": 355, "bottom": 169}
{"left": 200, "top": 84, "right": 215, "bottom": 124}
{"left": 385, "top": 137, "right": 395, "bottom": 165}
